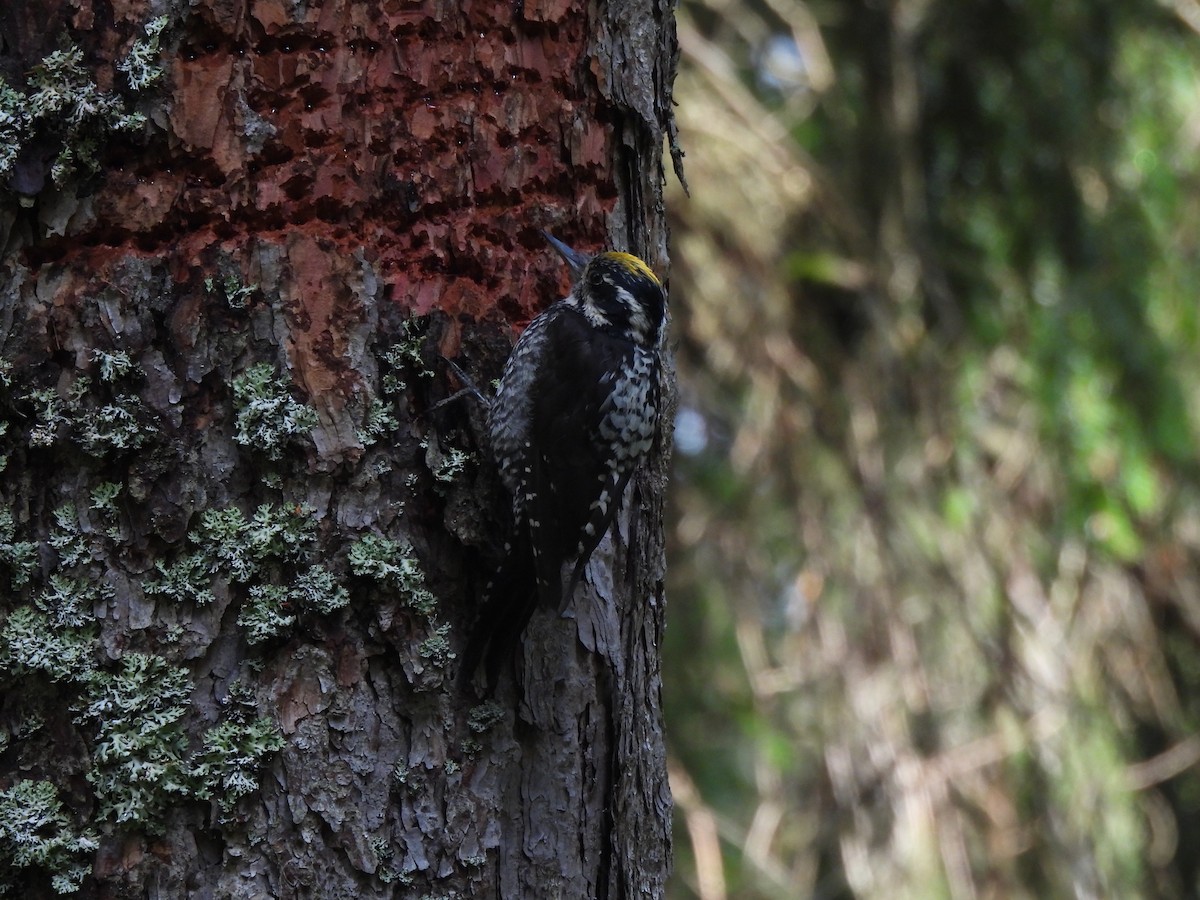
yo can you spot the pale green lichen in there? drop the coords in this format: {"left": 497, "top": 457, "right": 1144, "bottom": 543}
{"left": 116, "top": 17, "right": 168, "bottom": 92}
{"left": 379, "top": 320, "right": 433, "bottom": 395}
{"left": 78, "top": 395, "right": 149, "bottom": 454}
{"left": 237, "top": 584, "right": 293, "bottom": 644}
{"left": 347, "top": 534, "right": 403, "bottom": 581}
{"left": 204, "top": 273, "right": 258, "bottom": 310}
{"left": 417, "top": 621, "right": 454, "bottom": 667}
{"left": 0, "top": 17, "right": 167, "bottom": 191}
{"left": 23, "top": 380, "right": 88, "bottom": 448}
{"left": 29, "top": 44, "right": 146, "bottom": 185}
{"left": 0, "top": 508, "right": 38, "bottom": 587}
{"left": 194, "top": 507, "right": 258, "bottom": 581}
{"left": 290, "top": 564, "right": 350, "bottom": 615}
{"left": 91, "top": 349, "right": 136, "bottom": 383}
{"left": 0, "top": 779, "right": 99, "bottom": 895}
{"left": 6, "top": 45, "right": 142, "bottom": 187}
{"left": 144, "top": 552, "right": 215, "bottom": 606}
{"left": 348, "top": 534, "right": 437, "bottom": 614}
{"left": 21, "top": 379, "right": 153, "bottom": 454}
{"left": 244, "top": 503, "right": 316, "bottom": 560}
{"left": 88, "top": 482, "right": 121, "bottom": 510}
{"left": 147, "top": 503, "right": 347, "bottom": 641}
{"left": 191, "top": 716, "right": 285, "bottom": 811}
{"left": 0, "top": 507, "right": 107, "bottom": 681}
{"left": 70, "top": 654, "right": 286, "bottom": 831}
{"left": 356, "top": 395, "right": 399, "bottom": 447}
{"left": 424, "top": 441, "right": 472, "bottom": 484}
{"left": 466, "top": 701, "right": 505, "bottom": 734}
{"left": 74, "top": 653, "right": 192, "bottom": 831}
{"left": 237, "top": 564, "right": 349, "bottom": 644}
{"left": 88, "top": 482, "right": 123, "bottom": 540}
{"left": 0, "top": 574, "right": 110, "bottom": 679}
{"left": 0, "top": 606, "right": 97, "bottom": 682}
{"left": 36, "top": 575, "right": 111, "bottom": 629}
{"left": 0, "top": 81, "right": 23, "bottom": 176}
{"left": 232, "top": 363, "right": 318, "bottom": 459}
{"left": 48, "top": 504, "right": 89, "bottom": 569}
{"left": 371, "top": 837, "right": 404, "bottom": 885}
{"left": 195, "top": 684, "right": 284, "bottom": 813}
{"left": 195, "top": 503, "right": 315, "bottom": 582}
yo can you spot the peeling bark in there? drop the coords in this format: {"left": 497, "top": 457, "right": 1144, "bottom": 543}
{"left": 0, "top": 0, "right": 677, "bottom": 897}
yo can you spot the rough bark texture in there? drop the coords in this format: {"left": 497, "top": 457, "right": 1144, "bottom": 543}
{"left": 0, "top": 0, "right": 676, "bottom": 897}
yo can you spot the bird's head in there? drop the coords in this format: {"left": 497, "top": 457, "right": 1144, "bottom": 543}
{"left": 543, "top": 231, "right": 667, "bottom": 348}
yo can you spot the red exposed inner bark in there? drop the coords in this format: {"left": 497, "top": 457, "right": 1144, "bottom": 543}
{"left": 24, "top": 0, "right": 615, "bottom": 357}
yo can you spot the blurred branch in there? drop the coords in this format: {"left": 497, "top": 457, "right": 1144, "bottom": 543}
{"left": 1127, "top": 736, "right": 1200, "bottom": 790}
{"left": 1163, "top": 0, "right": 1200, "bottom": 35}
{"left": 669, "top": 761, "right": 728, "bottom": 900}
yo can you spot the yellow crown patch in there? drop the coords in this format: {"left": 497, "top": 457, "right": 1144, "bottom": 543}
{"left": 603, "top": 251, "right": 661, "bottom": 287}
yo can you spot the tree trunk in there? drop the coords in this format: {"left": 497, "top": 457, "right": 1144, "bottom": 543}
{"left": 0, "top": 1, "right": 677, "bottom": 897}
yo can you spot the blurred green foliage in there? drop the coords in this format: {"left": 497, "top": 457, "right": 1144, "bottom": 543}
{"left": 665, "top": 1, "right": 1200, "bottom": 897}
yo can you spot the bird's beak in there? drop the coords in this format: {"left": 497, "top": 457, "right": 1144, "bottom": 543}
{"left": 541, "top": 231, "right": 590, "bottom": 281}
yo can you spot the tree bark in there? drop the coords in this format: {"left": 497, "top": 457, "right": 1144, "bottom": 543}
{"left": 0, "top": 0, "right": 677, "bottom": 897}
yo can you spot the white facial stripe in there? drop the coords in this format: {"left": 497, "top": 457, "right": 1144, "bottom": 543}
{"left": 614, "top": 286, "right": 649, "bottom": 339}
{"left": 580, "top": 294, "right": 611, "bottom": 327}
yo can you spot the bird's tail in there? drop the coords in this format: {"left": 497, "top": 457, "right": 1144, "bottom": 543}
{"left": 456, "top": 525, "right": 538, "bottom": 696}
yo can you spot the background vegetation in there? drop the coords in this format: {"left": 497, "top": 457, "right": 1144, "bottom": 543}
{"left": 663, "top": 1, "right": 1200, "bottom": 897}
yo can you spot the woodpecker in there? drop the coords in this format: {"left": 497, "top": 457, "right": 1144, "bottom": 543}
{"left": 460, "top": 232, "right": 667, "bottom": 690}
